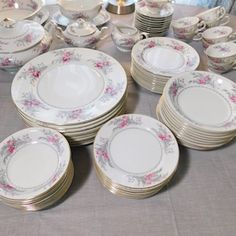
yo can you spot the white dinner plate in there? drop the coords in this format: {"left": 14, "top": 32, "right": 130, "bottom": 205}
{"left": 11, "top": 48, "right": 127, "bottom": 126}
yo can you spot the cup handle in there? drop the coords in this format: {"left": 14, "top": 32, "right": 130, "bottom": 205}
{"left": 193, "top": 32, "right": 202, "bottom": 41}
{"left": 140, "top": 32, "right": 149, "bottom": 39}
{"left": 229, "top": 32, "right": 236, "bottom": 40}
{"left": 197, "top": 20, "right": 206, "bottom": 32}
{"left": 220, "top": 15, "right": 230, "bottom": 26}
{"left": 219, "top": 7, "right": 226, "bottom": 19}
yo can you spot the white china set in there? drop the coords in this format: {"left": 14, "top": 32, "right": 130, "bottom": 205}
{"left": 94, "top": 114, "right": 179, "bottom": 199}
{"left": 11, "top": 48, "right": 128, "bottom": 146}
{"left": 156, "top": 71, "right": 236, "bottom": 150}
{"left": 134, "top": 0, "right": 174, "bottom": 37}
{"left": 130, "top": 37, "right": 199, "bottom": 94}
{"left": 0, "top": 127, "right": 73, "bottom": 210}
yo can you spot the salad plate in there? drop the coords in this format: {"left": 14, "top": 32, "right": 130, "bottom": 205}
{"left": 132, "top": 37, "right": 200, "bottom": 77}
{"left": 94, "top": 114, "right": 179, "bottom": 189}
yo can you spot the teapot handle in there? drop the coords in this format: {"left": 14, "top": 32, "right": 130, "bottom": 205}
{"left": 100, "top": 26, "right": 110, "bottom": 41}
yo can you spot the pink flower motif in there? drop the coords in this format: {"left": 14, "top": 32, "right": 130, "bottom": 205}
{"left": 144, "top": 173, "right": 155, "bottom": 185}
{"left": 87, "top": 37, "right": 98, "bottom": 45}
{"left": 1, "top": 58, "right": 11, "bottom": 66}
{"left": 32, "top": 70, "right": 40, "bottom": 78}
{"left": 40, "top": 43, "right": 49, "bottom": 53}
{"left": 198, "top": 75, "right": 211, "bottom": 85}
{"left": 95, "top": 60, "right": 110, "bottom": 69}
{"left": 119, "top": 116, "right": 129, "bottom": 128}
{"left": 31, "top": 1, "right": 38, "bottom": 10}
{"left": 7, "top": 0, "right": 15, "bottom": 7}
{"left": 172, "top": 44, "right": 184, "bottom": 51}
{"left": 230, "top": 95, "right": 236, "bottom": 103}
{"left": 211, "top": 57, "right": 222, "bottom": 63}
{"left": 47, "top": 134, "right": 59, "bottom": 143}
{"left": 7, "top": 140, "right": 15, "bottom": 154}
{"left": 70, "top": 109, "right": 82, "bottom": 119}
{"left": 23, "top": 99, "right": 40, "bottom": 108}
{"left": 96, "top": 150, "right": 109, "bottom": 160}
{"left": 138, "top": 1, "right": 145, "bottom": 7}
{"left": 25, "top": 33, "right": 33, "bottom": 43}
{"left": 158, "top": 134, "right": 171, "bottom": 141}
{"left": 105, "top": 86, "right": 116, "bottom": 96}
{"left": 148, "top": 40, "right": 156, "bottom": 48}
{"left": 62, "top": 51, "right": 72, "bottom": 63}
{"left": 171, "top": 82, "right": 178, "bottom": 96}
{"left": 0, "top": 183, "right": 14, "bottom": 190}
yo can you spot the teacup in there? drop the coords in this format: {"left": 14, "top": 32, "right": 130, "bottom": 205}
{"left": 172, "top": 16, "right": 205, "bottom": 41}
{"left": 111, "top": 24, "right": 149, "bottom": 52}
{"left": 207, "top": 60, "right": 236, "bottom": 74}
{"left": 202, "top": 37, "right": 211, "bottom": 49}
{"left": 196, "top": 6, "right": 229, "bottom": 28}
{"left": 145, "top": 0, "right": 174, "bottom": 9}
{"left": 202, "top": 26, "right": 236, "bottom": 44}
{"left": 205, "top": 41, "right": 236, "bottom": 64}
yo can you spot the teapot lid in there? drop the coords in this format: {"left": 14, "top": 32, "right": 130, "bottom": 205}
{"left": 0, "top": 19, "right": 44, "bottom": 53}
{"left": 66, "top": 19, "right": 96, "bottom": 37}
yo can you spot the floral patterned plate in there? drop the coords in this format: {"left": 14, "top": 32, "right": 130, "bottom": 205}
{"left": 0, "top": 127, "right": 71, "bottom": 200}
{"left": 132, "top": 37, "right": 200, "bottom": 77}
{"left": 164, "top": 71, "right": 236, "bottom": 132}
{"left": 94, "top": 114, "right": 179, "bottom": 188}
{"left": 11, "top": 48, "right": 127, "bottom": 125}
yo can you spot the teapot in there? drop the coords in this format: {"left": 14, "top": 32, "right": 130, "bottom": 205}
{"left": 111, "top": 23, "right": 149, "bottom": 52}
{"left": 53, "top": 19, "right": 108, "bottom": 49}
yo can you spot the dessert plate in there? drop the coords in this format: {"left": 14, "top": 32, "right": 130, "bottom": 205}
{"left": 0, "top": 127, "right": 70, "bottom": 200}
{"left": 94, "top": 114, "right": 179, "bottom": 188}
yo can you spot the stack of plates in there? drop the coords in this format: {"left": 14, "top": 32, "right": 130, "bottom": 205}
{"left": 93, "top": 114, "right": 179, "bottom": 199}
{"left": 0, "top": 127, "right": 73, "bottom": 211}
{"left": 156, "top": 71, "right": 236, "bottom": 150}
{"left": 11, "top": 48, "right": 127, "bottom": 146}
{"left": 131, "top": 37, "right": 200, "bottom": 94}
{"left": 134, "top": 0, "right": 174, "bottom": 37}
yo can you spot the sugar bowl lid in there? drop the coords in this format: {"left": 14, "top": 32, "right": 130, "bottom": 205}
{"left": 65, "top": 18, "right": 96, "bottom": 37}
{"left": 0, "top": 19, "right": 44, "bottom": 53}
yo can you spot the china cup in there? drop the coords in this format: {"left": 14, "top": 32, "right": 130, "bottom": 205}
{"left": 202, "top": 26, "right": 236, "bottom": 44}
{"left": 171, "top": 16, "right": 205, "bottom": 40}
{"left": 197, "top": 6, "right": 229, "bottom": 28}
{"left": 205, "top": 41, "right": 236, "bottom": 73}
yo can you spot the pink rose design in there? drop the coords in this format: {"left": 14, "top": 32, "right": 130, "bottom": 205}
{"left": 148, "top": 40, "right": 156, "bottom": 48}
{"left": 47, "top": 134, "right": 59, "bottom": 143}
{"left": 119, "top": 116, "right": 129, "bottom": 128}
{"left": 171, "top": 82, "right": 178, "bottom": 96}
{"left": 158, "top": 134, "right": 171, "bottom": 141}
{"left": 71, "top": 109, "right": 82, "bottom": 119}
{"left": 173, "top": 44, "right": 184, "bottom": 51}
{"left": 7, "top": 140, "right": 15, "bottom": 154}
{"left": 198, "top": 75, "right": 211, "bottom": 85}
{"left": 32, "top": 70, "right": 40, "bottom": 78}
{"left": 7, "top": 0, "right": 15, "bottom": 7}
{"left": 230, "top": 95, "right": 236, "bottom": 103}
{"left": 62, "top": 52, "right": 71, "bottom": 63}
{"left": 25, "top": 34, "right": 33, "bottom": 43}
{"left": 23, "top": 99, "right": 40, "bottom": 108}
{"left": 0, "top": 183, "right": 14, "bottom": 190}
{"left": 1, "top": 58, "right": 11, "bottom": 66}
{"left": 144, "top": 173, "right": 155, "bottom": 185}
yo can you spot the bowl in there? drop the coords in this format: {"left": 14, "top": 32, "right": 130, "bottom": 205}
{"left": 58, "top": 0, "right": 102, "bottom": 21}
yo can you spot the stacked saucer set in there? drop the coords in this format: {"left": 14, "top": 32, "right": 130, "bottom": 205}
{"left": 134, "top": 0, "right": 174, "bottom": 37}
{"left": 0, "top": 127, "right": 73, "bottom": 211}
{"left": 93, "top": 114, "right": 179, "bottom": 199}
{"left": 11, "top": 48, "right": 128, "bottom": 146}
{"left": 130, "top": 37, "right": 199, "bottom": 93}
{"left": 156, "top": 71, "right": 236, "bottom": 150}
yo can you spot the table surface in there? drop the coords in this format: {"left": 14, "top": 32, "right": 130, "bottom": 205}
{"left": 1, "top": 4, "right": 236, "bottom": 236}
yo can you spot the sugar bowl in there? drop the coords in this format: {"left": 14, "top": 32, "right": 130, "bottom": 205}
{"left": 111, "top": 24, "right": 149, "bottom": 52}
